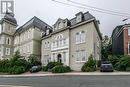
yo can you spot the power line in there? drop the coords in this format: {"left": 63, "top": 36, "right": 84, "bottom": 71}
{"left": 52, "top": 0, "right": 130, "bottom": 18}
{"left": 67, "top": 0, "right": 130, "bottom": 16}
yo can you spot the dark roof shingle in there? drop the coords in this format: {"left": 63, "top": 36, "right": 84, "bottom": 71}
{"left": 15, "top": 16, "right": 52, "bottom": 35}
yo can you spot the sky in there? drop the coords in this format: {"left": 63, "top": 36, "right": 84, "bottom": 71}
{"left": 1, "top": 0, "right": 130, "bottom": 36}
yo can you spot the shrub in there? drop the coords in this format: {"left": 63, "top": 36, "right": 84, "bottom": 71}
{"left": 81, "top": 55, "right": 96, "bottom": 72}
{"left": 108, "top": 55, "right": 122, "bottom": 67}
{"left": 82, "top": 67, "right": 95, "bottom": 72}
{"left": 42, "top": 66, "right": 48, "bottom": 71}
{"left": 64, "top": 66, "right": 71, "bottom": 72}
{"left": 0, "top": 51, "right": 32, "bottom": 74}
{"left": 13, "top": 59, "right": 31, "bottom": 71}
{"left": 52, "top": 65, "right": 71, "bottom": 73}
{"left": 46, "top": 62, "right": 63, "bottom": 71}
{"left": 9, "top": 66, "right": 26, "bottom": 74}
{"left": 0, "top": 59, "right": 10, "bottom": 73}
{"left": 115, "top": 55, "right": 130, "bottom": 71}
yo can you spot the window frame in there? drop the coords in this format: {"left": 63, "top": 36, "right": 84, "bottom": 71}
{"left": 75, "top": 50, "right": 86, "bottom": 62}
{"left": 5, "top": 48, "right": 10, "bottom": 55}
{"left": 75, "top": 31, "right": 86, "bottom": 44}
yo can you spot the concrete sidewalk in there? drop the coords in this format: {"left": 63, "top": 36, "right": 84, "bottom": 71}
{"left": 1, "top": 71, "right": 130, "bottom": 77}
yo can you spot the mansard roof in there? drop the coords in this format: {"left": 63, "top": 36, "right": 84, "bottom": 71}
{"left": 0, "top": 12, "right": 17, "bottom": 26}
{"left": 53, "top": 12, "right": 94, "bottom": 27}
{"left": 42, "top": 11, "right": 102, "bottom": 39}
{"left": 70, "top": 12, "right": 94, "bottom": 26}
{"left": 15, "top": 16, "right": 52, "bottom": 35}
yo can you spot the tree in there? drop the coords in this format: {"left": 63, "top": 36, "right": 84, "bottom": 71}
{"left": 101, "top": 35, "right": 112, "bottom": 60}
{"left": 28, "top": 54, "right": 41, "bottom": 66}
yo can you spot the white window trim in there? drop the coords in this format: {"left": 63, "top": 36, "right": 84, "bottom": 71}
{"left": 75, "top": 50, "right": 86, "bottom": 62}
{"left": 75, "top": 31, "right": 86, "bottom": 44}
{"left": 5, "top": 48, "right": 10, "bottom": 55}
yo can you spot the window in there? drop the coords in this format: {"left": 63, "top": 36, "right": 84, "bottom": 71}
{"left": 76, "top": 14, "right": 82, "bottom": 23}
{"left": 45, "top": 41, "right": 50, "bottom": 49}
{"left": 1, "top": 37, "right": 4, "bottom": 44}
{"left": 46, "top": 29, "right": 49, "bottom": 35}
{"left": 55, "top": 34, "right": 64, "bottom": 47}
{"left": 81, "top": 50, "right": 86, "bottom": 61}
{"left": 76, "top": 50, "right": 86, "bottom": 62}
{"left": 76, "top": 31, "right": 86, "bottom": 44}
{"left": 6, "top": 38, "right": 11, "bottom": 45}
{"left": 128, "top": 29, "right": 130, "bottom": 36}
{"left": 63, "top": 38, "right": 66, "bottom": 45}
{"left": 6, "top": 48, "right": 10, "bottom": 55}
{"left": 44, "top": 55, "right": 49, "bottom": 64}
{"left": 76, "top": 32, "right": 80, "bottom": 43}
{"left": 63, "top": 52, "right": 66, "bottom": 62}
{"left": 58, "top": 22, "right": 64, "bottom": 29}
{"left": 81, "top": 31, "right": 85, "bottom": 43}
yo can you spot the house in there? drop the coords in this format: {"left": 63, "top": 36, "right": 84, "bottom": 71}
{"left": 112, "top": 24, "right": 130, "bottom": 55}
{"left": 0, "top": 12, "right": 52, "bottom": 60}
{"left": 41, "top": 12, "right": 102, "bottom": 71}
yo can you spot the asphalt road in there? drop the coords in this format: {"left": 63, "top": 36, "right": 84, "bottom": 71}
{"left": 0, "top": 75, "right": 130, "bottom": 87}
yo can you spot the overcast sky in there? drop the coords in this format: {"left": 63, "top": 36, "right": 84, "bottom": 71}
{"left": 2, "top": 0, "right": 130, "bottom": 36}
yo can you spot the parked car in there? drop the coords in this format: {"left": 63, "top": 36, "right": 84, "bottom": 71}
{"left": 100, "top": 62, "right": 113, "bottom": 72}
{"left": 30, "top": 66, "right": 42, "bottom": 73}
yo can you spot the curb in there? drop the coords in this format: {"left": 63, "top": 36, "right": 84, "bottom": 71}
{"left": 1, "top": 72, "right": 130, "bottom": 77}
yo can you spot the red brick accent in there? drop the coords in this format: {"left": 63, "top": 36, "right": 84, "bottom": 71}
{"left": 123, "top": 28, "right": 130, "bottom": 55}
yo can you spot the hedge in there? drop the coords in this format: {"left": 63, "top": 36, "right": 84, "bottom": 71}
{"left": 52, "top": 65, "right": 71, "bottom": 73}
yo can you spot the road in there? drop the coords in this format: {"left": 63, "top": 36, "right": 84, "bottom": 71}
{"left": 0, "top": 75, "right": 130, "bottom": 87}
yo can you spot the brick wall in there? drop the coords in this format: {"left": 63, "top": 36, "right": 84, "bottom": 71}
{"left": 123, "top": 28, "right": 130, "bottom": 55}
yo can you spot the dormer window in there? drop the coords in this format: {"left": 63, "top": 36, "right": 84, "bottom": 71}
{"left": 76, "top": 12, "right": 83, "bottom": 23}
{"left": 58, "top": 22, "right": 64, "bottom": 29}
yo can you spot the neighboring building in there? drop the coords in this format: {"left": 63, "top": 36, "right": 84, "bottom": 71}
{"left": 13, "top": 16, "right": 52, "bottom": 60}
{"left": 0, "top": 12, "right": 52, "bottom": 60}
{"left": 0, "top": 12, "right": 17, "bottom": 59}
{"left": 112, "top": 24, "right": 130, "bottom": 55}
{"left": 41, "top": 12, "right": 102, "bottom": 71}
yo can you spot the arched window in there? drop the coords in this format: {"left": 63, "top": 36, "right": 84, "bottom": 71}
{"left": 75, "top": 31, "right": 86, "bottom": 44}
{"left": 81, "top": 31, "right": 85, "bottom": 42}
{"left": 6, "top": 38, "right": 11, "bottom": 45}
{"left": 56, "top": 34, "right": 64, "bottom": 46}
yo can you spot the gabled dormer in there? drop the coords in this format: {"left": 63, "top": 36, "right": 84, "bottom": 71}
{"left": 53, "top": 18, "right": 70, "bottom": 31}
{"left": 75, "top": 12, "right": 84, "bottom": 23}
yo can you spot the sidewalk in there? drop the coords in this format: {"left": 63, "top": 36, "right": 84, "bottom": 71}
{"left": 1, "top": 71, "right": 130, "bottom": 77}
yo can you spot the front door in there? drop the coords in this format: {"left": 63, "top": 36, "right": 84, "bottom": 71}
{"left": 57, "top": 54, "right": 62, "bottom": 63}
